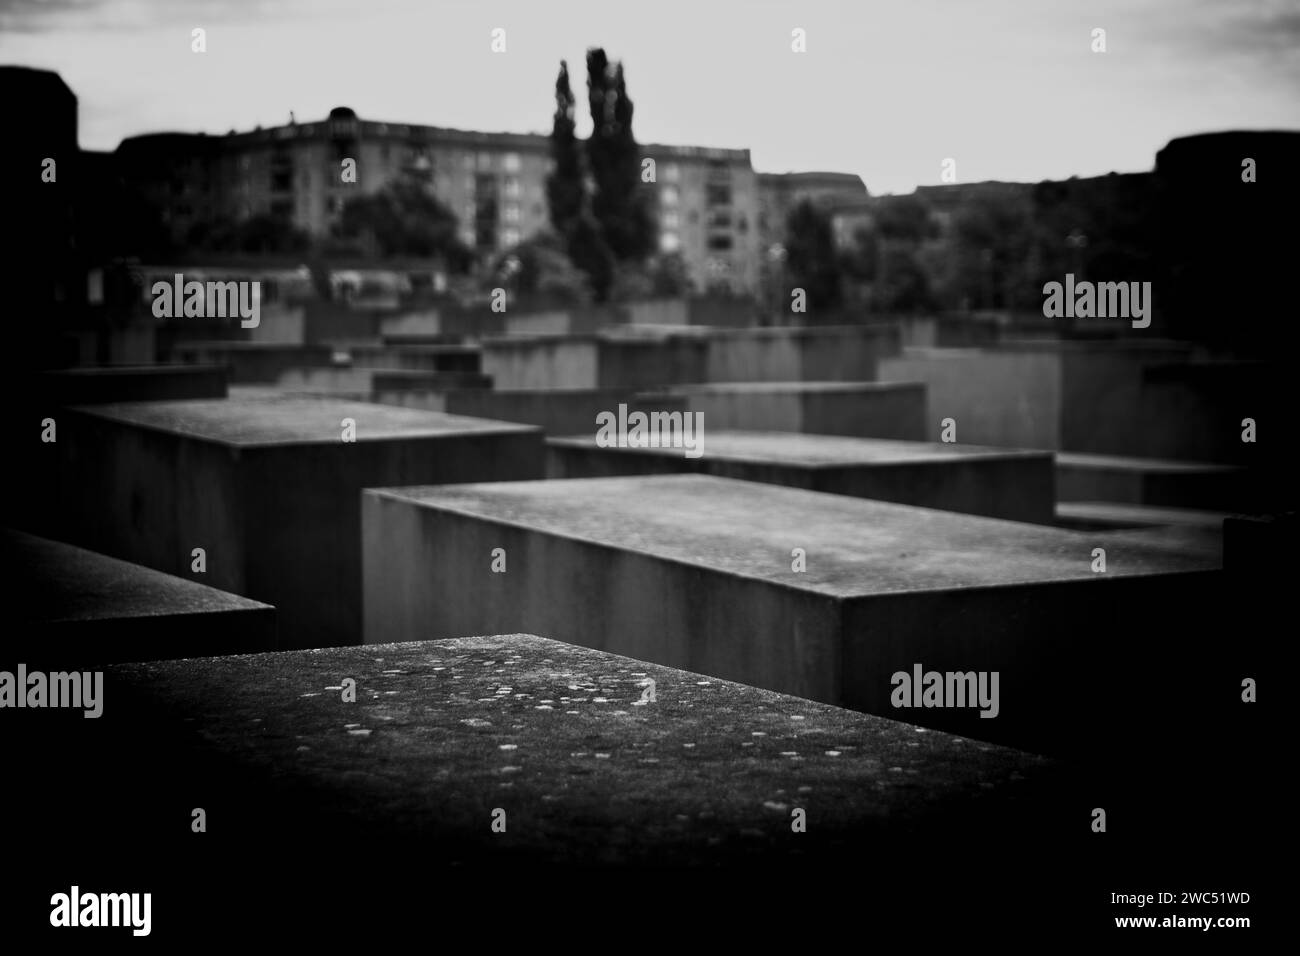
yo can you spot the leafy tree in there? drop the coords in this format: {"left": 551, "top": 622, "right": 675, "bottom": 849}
{"left": 546, "top": 61, "right": 584, "bottom": 237}
{"left": 566, "top": 211, "right": 615, "bottom": 301}
{"left": 184, "top": 213, "right": 310, "bottom": 255}
{"left": 490, "top": 231, "right": 591, "bottom": 304}
{"left": 873, "top": 195, "right": 937, "bottom": 243}
{"left": 336, "top": 175, "right": 472, "bottom": 270}
{"left": 784, "top": 199, "right": 841, "bottom": 311}
{"left": 585, "top": 50, "right": 655, "bottom": 262}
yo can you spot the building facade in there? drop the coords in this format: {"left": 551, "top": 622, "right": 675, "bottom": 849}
{"left": 117, "top": 107, "right": 769, "bottom": 295}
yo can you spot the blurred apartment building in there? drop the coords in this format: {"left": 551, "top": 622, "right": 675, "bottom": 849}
{"left": 116, "top": 107, "right": 868, "bottom": 296}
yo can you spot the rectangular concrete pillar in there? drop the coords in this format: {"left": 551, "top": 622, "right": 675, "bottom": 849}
{"left": 546, "top": 432, "right": 1055, "bottom": 523}
{"left": 46, "top": 395, "right": 545, "bottom": 650}
{"left": 4, "top": 529, "right": 275, "bottom": 666}
{"left": 705, "top": 325, "right": 901, "bottom": 382}
{"left": 481, "top": 332, "right": 708, "bottom": 391}
{"left": 83, "top": 634, "right": 1056, "bottom": 862}
{"left": 363, "top": 475, "right": 1222, "bottom": 755}
{"left": 649, "top": 381, "right": 926, "bottom": 439}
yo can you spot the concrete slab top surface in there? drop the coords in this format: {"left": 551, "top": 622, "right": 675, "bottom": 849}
{"left": 656, "top": 381, "right": 924, "bottom": 395}
{"left": 38, "top": 364, "right": 227, "bottom": 378}
{"left": 5, "top": 529, "right": 273, "bottom": 624}
{"left": 352, "top": 344, "right": 479, "bottom": 355}
{"left": 371, "top": 475, "right": 1217, "bottom": 596}
{"left": 549, "top": 431, "right": 1049, "bottom": 466}
{"left": 1055, "top": 452, "right": 1242, "bottom": 474}
{"left": 108, "top": 634, "right": 1052, "bottom": 844}
{"left": 71, "top": 395, "right": 540, "bottom": 447}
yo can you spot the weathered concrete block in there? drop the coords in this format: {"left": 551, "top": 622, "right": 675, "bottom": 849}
{"left": 878, "top": 347, "right": 1064, "bottom": 447}
{"left": 87, "top": 634, "right": 1056, "bottom": 862}
{"left": 705, "top": 325, "right": 901, "bottom": 382}
{"left": 3, "top": 529, "right": 275, "bottom": 666}
{"left": 367, "top": 388, "right": 689, "bottom": 436}
{"left": 274, "top": 366, "right": 490, "bottom": 393}
{"left": 363, "top": 475, "right": 1222, "bottom": 755}
{"left": 481, "top": 332, "right": 708, "bottom": 391}
{"left": 174, "top": 342, "right": 335, "bottom": 384}
{"left": 653, "top": 381, "right": 926, "bottom": 439}
{"left": 46, "top": 395, "right": 544, "bottom": 650}
{"left": 348, "top": 344, "right": 481, "bottom": 374}
{"left": 876, "top": 341, "right": 1269, "bottom": 463}
{"left": 1056, "top": 452, "right": 1253, "bottom": 511}
{"left": 625, "top": 297, "right": 757, "bottom": 329}
{"left": 546, "top": 432, "right": 1055, "bottom": 523}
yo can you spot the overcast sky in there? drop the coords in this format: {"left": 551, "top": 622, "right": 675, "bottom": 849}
{"left": 2, "top": 0, "right": 1297, "bottom": 194}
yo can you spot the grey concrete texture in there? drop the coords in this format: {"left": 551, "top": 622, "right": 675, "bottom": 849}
{"left": 39, "top": 394, "right": 545, "bottom": 650}
{"left": 650, "top": 380, "right": 927, "bottom": 440}
{"left": 174, "top": 342, "right": 336, "bottom": 384}
{"left": 546, "top": 431, "right": 1055, "bottom": 523}
{"left": 95, "top": 634, "right": 1059, "bottom": 863}
{"left": 878, "top": 343, "right": 1282, "bottom": 465}
{"left": 366, "top": 387, "right": 690, "bottom": 437}
{"left": 274, "top": 366, "right": 490, "bottom": 394}
{"left": 480, "top": 324, "right": 903, "bottom": 391}
{"left": 481, "top": 331, "right": 709, "bottom": 391}
{"left": 2, "top": 528, "right": 275, "bottom": 667}
{"left": 362, "top": 475, "right": 1226, "bottom": 755}
{"left": 704, "top": 324, "right": 903, "bottom": 382}
{"left": 347, "top": 344, "right": 482, "bottom": 373}
{"left": 1055, "top": 452, "right": 1255, "bottom": 511}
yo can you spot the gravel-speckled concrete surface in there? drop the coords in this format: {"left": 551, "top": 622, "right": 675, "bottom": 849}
{"left": 103, "top": 635, "right": 1059, "bottom": 864}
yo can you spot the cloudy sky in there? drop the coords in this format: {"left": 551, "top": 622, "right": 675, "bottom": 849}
{"left": 2, "top": 0, "right": 1297, "bottom": 194}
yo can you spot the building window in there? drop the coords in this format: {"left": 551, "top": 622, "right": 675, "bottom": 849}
{"left": 661, "top": 185, "right": 679, "bottom": 207}
{"left": 707, "top": 235, "right": 733, "bottom": 251}
{"left": 503, "top": 228, "right": 521, "bottom": 247}
{"left": 660, "top": 232, "right": 680, "bottom": 253}
{"left": 706, "top": 184, "right": 731, "bottom": 206}
{"left": 664, "top": 163, "right": 680, "bottom": 183}
{"left": 503, "top": 203, "right": 520, "bottom": 224}
{"left": 504, "top": 176, "right": 520, "bottom": 198}
{"left": 662, "top": 210, "right": 680, "bottom": 230}
{"left": 477, "top": 152, "right": 493, "bottom": 170}
{"left": 503, "top": 152, "right": 521, "bottom": 173}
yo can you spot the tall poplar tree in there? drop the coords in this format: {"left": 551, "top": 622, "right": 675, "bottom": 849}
{"left": 545, "top": 60, "right": 583, "bottom": 236}
{"left": 586, "top": 50, "right": 655, "bottom": 262}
